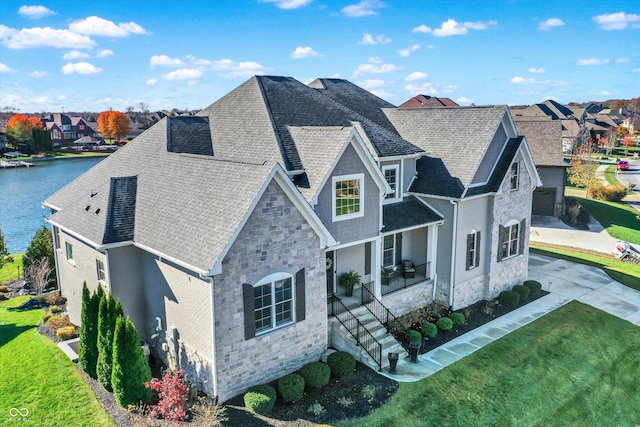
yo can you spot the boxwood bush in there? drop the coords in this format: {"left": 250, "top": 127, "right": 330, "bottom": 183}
{"left": 300, "top": 361, "right": 331, "bottom": 389}
{"left": 277, "top": 373, "right": 305, "bottom": 403}
{"left": 512, "top": 284, "right": 531, "bottom": 301}
{"left": 244, "top": 384, "right": 276, "bottom": 414}
{"left": 499, "top": 290, "right": 521, "bottom": 306}
{"left": 407, "top": 329, "right": 422, "bottom": 343}
{"left": 421, "top": 322, "right": 438, "bottom": 338}
{"left": 327, "top": 351, "right": 356, "bottom": 376}
{"left": 524, "top": 280, "right": 542, "bottom": 296}
{"left": 437, "top": 317, "right": 453, "bottom": 331}
{"left": 450, "top": 312, "right": 465, "bottom": 325}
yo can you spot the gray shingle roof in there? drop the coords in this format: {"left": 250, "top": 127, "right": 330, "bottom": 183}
{"left": 46, "top": 119, "right": 276, "bottom": 273}
{"left": 166, "top": 116, "right": 213, "bottom": 156}
{"left": 383, "top": 106, "right": 507, "bottom": 190}
{"left": 382, "top": 197, "right": 443, "bottom": 232}
{"left": 465, "top": 137, "right": 523, "bottom": 197}
{"left": 515, "top": 121, "right": 566, "bottom": 167}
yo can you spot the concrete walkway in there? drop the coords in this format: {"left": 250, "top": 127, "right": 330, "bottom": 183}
{"left": 530, "top": 214, "right": 619, "bottom": 255}
{"left": 380, "top": 252, "right": 640, "bottom": 382}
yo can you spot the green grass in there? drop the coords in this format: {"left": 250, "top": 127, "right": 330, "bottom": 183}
{"left": 0, "top": 296, "right": 114, "bottom": 426}
{"left": 340, "top": 301, "right": 640, "bottom": 427}
{"left": 0, "top": 253, "right": 23, "bottom": 284}
{"left": 604, "top": 165, "right": 619, "bottom": 185}
{"left": 530, "top": 244, "right": 640, "bottom": 291}
{"left": 574, "top": 196, "right": 640, "bottom": 244}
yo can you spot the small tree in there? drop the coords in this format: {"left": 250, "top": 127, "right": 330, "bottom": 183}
{"left": 79, "top": 283, "right": 102, "bottom": 378}
{"left": 97, "top": 110, "right": 130, "bottom": 140}
{"left": 97, "top": 294, "right": 124, "bottom": 391}
{"left": 112, "top": 316, "right": 152, "bottom": 407}
{"left": 0, "top": 226, "right": 9, "bottom": 270}
{"left": 24, "top": 257, "right": 53, "bottom": 295}
{"left": 22, "top": 226, "right": 55, "bottom": 285}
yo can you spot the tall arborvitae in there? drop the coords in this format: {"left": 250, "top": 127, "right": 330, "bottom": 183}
{"left": 97, "top": 293, "right": 122, "bottom": 391}
{"left": 78, "top": 283, "right": 96, "bottom": 377}
{"left": 111, "top": 316, "right": 152, "bottom": 407}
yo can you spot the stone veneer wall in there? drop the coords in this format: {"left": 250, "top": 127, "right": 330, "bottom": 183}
{"left": 382, "top": 281, "right": 435, "bottom": 316}
{"left": 212, "top": 180, "right": 327, "bottom": 402}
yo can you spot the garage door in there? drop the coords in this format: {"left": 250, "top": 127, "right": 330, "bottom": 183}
{"left": 533, "top": 188, "right": 555, "bottom": 216}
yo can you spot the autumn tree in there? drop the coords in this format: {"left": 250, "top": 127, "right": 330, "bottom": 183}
{"left": 97, "top": 110, "right": 130, "bottom": 140}
{"left": 5, "top": 114, "right": 44, "bottom": 148}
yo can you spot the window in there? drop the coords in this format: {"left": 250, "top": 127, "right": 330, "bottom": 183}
{"left": 96, "top": 259, "right": 106, "bottom": 282}
{"left": 500, "top": 221, "right": 522, "bottom": 260}
{"left": 332, "top": 173, "right": 364, "bottom": 221}
{"left": 510, "top": 161, "right": 519, "bottom": 190}
{"left": 53, "top": 226, "right": 60, "bottom": 250}
{"left": 466, "top": 231, "right": 481, "bottom": 270}
{"left": 383, "top": 235, "right": 395, "bottom": 267}
{"left": 383, "top": 165, "right": 399, "bottom": 199}
{"left": 65, "top": 242, "right": 74, "bottom": 262}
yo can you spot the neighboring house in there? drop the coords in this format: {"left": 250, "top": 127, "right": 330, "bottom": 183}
{"left": 515, "top": 121, "right": 567, "bottom": 217}
{"left": 399, "top": 94, "right": 459, "bottom": 108}
{"left": 0, "top": 131, "right": 6, "bottom": 151}
{"left": 44, "top": 76, "right": 540, "bottom": 402}
{"left": 43, "top": 113, "right": 99, "bottom": 147}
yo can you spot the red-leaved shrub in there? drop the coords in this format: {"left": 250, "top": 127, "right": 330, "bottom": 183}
{"left": 145, "top": 370, "right": 190, "bottom": 424}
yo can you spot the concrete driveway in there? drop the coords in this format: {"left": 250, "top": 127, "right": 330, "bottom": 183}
{"left": 530, "top": 214, "right": 619, "bottom": 255}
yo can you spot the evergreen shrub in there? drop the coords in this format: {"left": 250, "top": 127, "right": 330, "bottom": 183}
{"left": 512, "top": 285, "right": 530, "bottom": 301}
{"left": 407, "top": 329, "right": 422, "bottom": 343}
{"left": 437, "top": 317, "right": 453, "bottom": 331}
{"left": 524, "top": 280, "right": 542, "bottom": 296}
{"left": 277, "top": 373, "right": 305, "bottom": 403}
{"left": 300, "top": 361, "right": 331, "bottom": 389}
{"left": 450, "top": 312, "right": 466, "bottom": 325}
{"left": 499, "top": 290, "right": 521, "bottom": 306}
{"left": 327, "top": 351, "right": 356, "bottom": 376}
{"left": 111, "top": 316, "right": 152, "bottom": 407}
{"left": 421, "top": 322, "right": 438, "bottom": 338}
{"left": 244, "top": 384, "right": 276, "bottom": 414}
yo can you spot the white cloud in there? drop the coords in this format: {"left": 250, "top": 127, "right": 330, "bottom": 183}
{"left": 538, "top": 18, "right": 564, "bottom": 30}
{"left": 593, "top": 12, "right": 640, "bottom": 30}
{"left": 164, "top": 68, "right": 203, "bottom": 80}
{"left": 0, "top": 62, "right": 16, "bottom": 73}
{"left": 291, "top": 46, "right": 321, "bottom": 58}
{"left": 258, "top": 0, "right": 312, "bottom": 9}
{"left": 510, "top": 76, "right": 567, "bottom": 89}
{"left": 431, "top": 19, "right": 498, "bottom": 37}
{"left": 405, "top": 83, "right": 438, "bottom": 95}
{"left": 146, "top": 78, "right": 158, "bottom": 85}
{"left": 511, "top": 77, "right": 535, "bottom": 84}
{"left": 529, "top": 67, "right": 546, "bottom": 74}
{"left": 405, "top": 71, "right": 428, "bottom": 81}
{"left": 354, "top": 57, "right": 401, "bottom": 75}
{"left": 28, "top": 70, "right": 48, "bottom": 78}
{"left": 412, "top": 25, "right": 432, "bottom": 34}
{"left": 633, "top": 68, "right": 640, "bottom": 73}
{"left": 342, "top": 0, "right": 385, "bottom": 17}
{"left": 442, "top": 85, "right": 457, "bottom": 93}
{"left": 356, "top": 78, "right": 388, "bottom": 89}
{"left": 456, "top": 96, "right": 474, "bottom": 105}
{"left": 68, "top": 16, "right": 148, "bottom": 37}
{"left": 63, "top": 50, "right": 90, "bottom": 60}
{"left": 358, "top": 33, "right": 391, "bottom": 45}
{"left": 95, "top": 49, "right": 113, "bottom": 58}
{"left": 209, "top": 59, "right": 266, "bottom": 78}
{"left": 398, "top": 44, "right": 420, "bottom": 57}
{"left": 576, "top": 58, "right": 610, "bottom": 66}
{"left": 18, "top": 5, "right": 56, "bottom": 19}
{"left": 615, "top": 58, "right": 631, "bottom": 64}
{"left": 0, "top": 24, "right": 96, "bottom": 49}
{"left": 61, "top": 62, "right": 102, "bottom": 75}
{"left": 150, "top": 54, "right": 183, "bottom": 67}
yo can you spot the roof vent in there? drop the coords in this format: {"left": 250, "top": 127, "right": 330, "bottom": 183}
{"left": 95, "top": 208, "right": 101, "bottom": 215}
{"left": 90, "top": 189, "right": 97, "bottom": 197}
{"left": 85, "top": 205, "right": 90, "bottom": 211}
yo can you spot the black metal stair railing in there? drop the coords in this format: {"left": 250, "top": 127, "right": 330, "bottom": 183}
{"left": 361, "top": 282, "right": 408, "bottom": 350}
{"left": 327, "top": 295, "right": 383, "bottom": 370}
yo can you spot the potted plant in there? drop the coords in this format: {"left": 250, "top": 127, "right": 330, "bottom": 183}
{"left": 338, "top": 270, "right": 361, "bottom": 297}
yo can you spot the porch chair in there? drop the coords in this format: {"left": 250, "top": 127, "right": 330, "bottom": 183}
{"left": 402, "top": 260, "right": 415, "bottom": 278}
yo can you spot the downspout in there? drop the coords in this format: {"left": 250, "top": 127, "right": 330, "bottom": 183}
{"left": 431, "top": 223, "right": 439, "bottom": 300}
{"left": 449, "top": 200, "right": 459, "bottom": 309}
{"left": 201, "top": 274, "right": 218, "bottom": 398}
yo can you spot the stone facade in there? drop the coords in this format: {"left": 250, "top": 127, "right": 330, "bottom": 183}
{"left": 382, "top": 281, "right": 435, "bottom": 316}
{"left": 212, "top": 180, "right": 327, "bottom": 402}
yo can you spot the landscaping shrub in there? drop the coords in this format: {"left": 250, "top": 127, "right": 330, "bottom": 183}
{"left": 243, "top": 384, "right": 276, "bottom": 414}
{"left": 112, "top": 316, "right": 152, "bottom": 407}
{"left": 300, "top": 361, "right": 331, "bottom": 389}
{"left": 49, "top": 305, "right": 61, "bottom": 313}
{"left": 56, "top": 326, "right": 77, "bottom": 341}
{"left": 41, "top": 313, "right": 52, "bottom": 323}
{"left": 79, "top": 284, "right": 103, "bottom": 379}
{"left": 421, "top": 322, "right": 438, "bottom": 338}
{"left": 45, "top": 291, "right": 67, "bottom": 306}
{"left": 46, "top": 315, "right": 72, "bottom": 331}
{"left": 97, "top": 293, "right": 124, "bottom": 391}
{"left": 499, "top": 290, "right": 521, "bottom": 307}
{"left": 437, "top": 317, "right": 453, "bottom": 331}
{"left": 0, "top": 285, "right": 8, "bottom": 293}
{"left": 0, "top": 292, "right": 7, "bottom": 301}
{"left": 277, "top": 373, "right": 305, "bottom": 403}
{"left": 524, "top": 280, "right": 542, "bottom": 297}
{"left": 327, "top": 351, "right": 356, "bottom": 376}
{"left": 145, "top": 370, "right": 190, "bottom": 423}
{"left": 407, "top": 329, "right": 422, "bottom": 343}
{"left": 512, "top": 285, "right": 530, "bottom": 301}
{"left": 590, "top": 182, "right": 628, "bottom": 202}
{"left": 450, "top": 312, "right": 466, "bottom": 326}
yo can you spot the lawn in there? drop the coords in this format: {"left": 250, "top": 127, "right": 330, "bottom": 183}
{"left": 340, "top": 301, "right": 640, "bottom": 427}
{"left": 0, "top": 253, "right": 23, "bottom": 284}
{"left": 575, "top": 196, "right": 640, "bottom": 244}
{"left": 0, "top": 296, "right": 114, "bottom": 426}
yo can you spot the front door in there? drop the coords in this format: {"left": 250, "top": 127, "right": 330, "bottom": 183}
{"left": 326, "top": 251, "right": 335, "bottom": 295}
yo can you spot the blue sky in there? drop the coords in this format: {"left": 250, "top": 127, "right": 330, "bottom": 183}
{"left": 1, "top": 0, "right": 639, "bottom": 112}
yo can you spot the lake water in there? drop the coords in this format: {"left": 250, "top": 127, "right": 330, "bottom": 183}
{"left": 0, "top": 157, "right": 104, "bottom": 253}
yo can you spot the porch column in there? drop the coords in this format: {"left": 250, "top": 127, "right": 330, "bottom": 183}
{"left": 372, "top": 237, "right": 382, "bottom": 299}
{"left": 428, "top": 224, "right": 438, "bottom": 282}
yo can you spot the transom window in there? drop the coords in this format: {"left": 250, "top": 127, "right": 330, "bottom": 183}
{"left": 383, "top": 165, "right": 399, "bottom": 200}
{"left": 383, "top": 234, "right": 395, "bottom": 267}
{"left": 332, "top": 173, "right": 364, "bottom": 221}
{"left": 510, "top": 162, "right": 519, "bottom": 190}
{"left": 254, "top": 273, "right": 294, "bottom": 335}
{"left": 501, "top": 222, "right": 520, "bottom": 259}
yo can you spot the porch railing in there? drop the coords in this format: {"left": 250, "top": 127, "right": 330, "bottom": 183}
{"left": 327, "top": 295, "right": 383, "bottom": 370}
{"left": 381, "top": 261, "right": 431, "bottom": 296}
{"left": 361, "top": 283, "right": 407, "bottom": 349}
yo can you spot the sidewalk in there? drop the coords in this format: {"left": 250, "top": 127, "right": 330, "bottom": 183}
{"left": 380, "top": 253, "right": 640, "bottom": 382}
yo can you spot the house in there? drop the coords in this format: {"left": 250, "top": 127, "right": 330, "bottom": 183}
{"left": 515, "top": 121, "right": 568, "bottom": 217}
{"left": 45, "top": 76, "right": 540, "bottom": 402}
{"left": 43, "top": 113, "right": 99, "bottom": 147}
{"left": 399, "top": 94, "right": 459, "bottom": 108}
